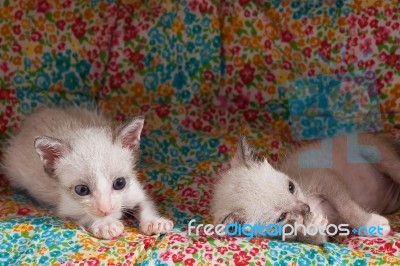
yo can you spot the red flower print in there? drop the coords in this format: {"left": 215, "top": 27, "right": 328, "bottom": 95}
{"left": 124, "top": 25, "right": 138, "bottom": 41}
{"left": 265, "top": 72, "right": 275, "bottom": 82}
{"left": 86, "top": 257, "right": 100, "bottom": 266}
{"left": 249, "top": 247, "right": 259, "bottom": 256}
{"left": 109, "top": 73, "right": 124, "bottom": 89}
{"left": 244, "top": 109, "right": 259, "bottom": 122}
{"left": 282, "top": 60, "right": 292, "bottom": 70}
{"left": 192, "top": 119, "right": 203, "bottom": 130}
{"left": 239, "top": 64, "right": 255, "bottom": 84}
{"left": 184, "top": 258, "right": 195, "bottom": 266}
{"left": 265, "top": 55, "right": 273, "bottom": 64}
{"left": 185, "top": 247, "right": 198, "bottom": 254}
{"left": 72, "top": 17, "right": 87, "bottom": 39}
{"left": 218, "top": 246, "right": 228, "bottom": 255}
{"left": 264, "top": 40, "right": 271, "bottom": 49}
{"left": 0, "top": 116, "right": 8, "bottom": 133}
{"left": 367, "top": 7, "right": 378, "bottom": 16}
{"left": 204, "top": 70, "right": 215, "bottom": 80}
{"left": 172, "top": 252, "right": 184, "bottom": 263}
{"left": 31, "top": 31, "right": 42, "bottom": 42}
{"left": 156, "top": 104, "right": 171, "bottom": 118}
{"left": 374, "top": 26, "right": 389, "bottom": 45}
{"left": 271, "top": 140, "right": 279, "bottom": 149}
{"left": 15, "top": 10, "right": 23, "bottom": 20}
{"left": 370, "top": 19, "right": 378, "bottom": 28}
{"left": 304, "top": 25, "right": 313, "bottom": 35}
{"left": 385, "top": 53, "right": 399, "bottom": 67}
{"left": 56, "top": 20, "right": 66, "bottom": 31}
{"left": 17, "top": 208, "right": 32, "bottom": 216}
{"left": 12, "top": 43, "right": 21, "bottom": 52}
{"left": 5, "top": 106, "right": 14, "bottom": 117}
{"left": 233, "top": 251, "right": 251, "bottom": 266}
{"left": 281, "top": 30, "right": 295, "bottom": 43}
{"left": 227, "top": 64, "right": 234, "bottom": 75}
{"left": 13, "top": 25, "right": 21, "bottom": 35}
{"left": 358, "top": 15, "right": 368, "bottom": 28}
{"left": 233, "top": 94, "right": 249, "bottom": 109}
{"left": 271, "top": 154, "right": 278, "bottom": 161}
{"left": 229, "top": 243, "right": 240, "bottom": 251}
{"left": 384, "top": 71, "right": 393, "bottom": 83}
{"left": 319, "top": 40, "right": 331, "bottom": 60}
{"left": 303, "top": 47, "right": 312, "bottom": 58}
{"left": 204, "top": 253, "right": 213, "bottom": 261}
{"left": 143, "top": 238, "right": 155, "bottom": 248}
{"left": 203, "top": 125, "right": 212, "bottom": 132}
{"left": 378, "top": 243, "right": 397, "bottom": 255}
{"left": 218, "top": 144, "right": 228, "bottom": 154}
{"left": 37, "top": 0, "right": 51, "bottom": 13}
{"left": 239, "top": 0, "right": 250, "bottom": 5}
{"left": 160, "top": 250, "right": 172, "bottom": 261}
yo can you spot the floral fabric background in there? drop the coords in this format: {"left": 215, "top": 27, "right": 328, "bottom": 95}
{"left": 1, "top": 0, "right": 400, "bottom": 265}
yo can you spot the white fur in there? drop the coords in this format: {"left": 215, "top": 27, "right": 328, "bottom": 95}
{"left": 211, "top": 133, "right": 400, "bottom": 244}
{"left": 2, "top": 107, "right": 174, "bottom": 239}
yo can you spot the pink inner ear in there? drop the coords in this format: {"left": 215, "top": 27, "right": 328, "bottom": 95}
{"left": 121, "top": 132, "right": 140, "bottom": 151}
{"left": 39, "top": 145, "right": 62, "bottom": 168}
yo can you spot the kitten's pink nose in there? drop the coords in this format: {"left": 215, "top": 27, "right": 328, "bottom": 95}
{"left": 97, "top": 207, "right": 111, "bottom": 216}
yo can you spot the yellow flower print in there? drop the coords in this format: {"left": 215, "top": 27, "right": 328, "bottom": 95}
{"left": 34, "top": 45, "right": 43, "bottom": 55}
{"left": 36, "top": 16, "right": 46, "bottom": 31}
{"left": 49, "top": 34, "right": 57, "bottom": 44}
{"left": 117, "top": 248, "right": 126, "bottom": 255}
{"left": 172, "top": 18, "right": 184, "bottom": 33}
{"left": 350, "top": 250, "right": 364, "bottom": 257}
{"left": 0, "top": 24, "right": 11, "bottom": 37}
{"left": 276, "top": 70, "right": 289, "bottom": 85}
{"left": 97, "top": 253, "right": 107, "bottom": 260}
{"left": 200, "top": 83, "right": 212, "bottom": 94}
{"left": 198, "top": 161, "right": 210, "bottom": 171}
{"left": 165, "top": 189, "right": 175, "bottom": 198}
{"left": 71, "top": 252, "right": 84, "bottom": 261}
{"left": 13, "top": 222, "right": 33, "bottom": 233}
{"left": 130, "top": 82, "right": 145, "bottom": 97}
{"left": 46, "top": 23, "right": 56, "bottom": 33}
{"left": 158, "top": 83, "right": 174, "bottom": 97}
{"left": 25, "top": 42, "right": 35, "bottom": 57}
{"left": 211, "top": 17, "right": 219, "bottom": 29}
{"left": 13, "top": 56, "right": 22, "bottom": 65}
{"left": 84, "top": 8, "right": 94, "bottom": 20}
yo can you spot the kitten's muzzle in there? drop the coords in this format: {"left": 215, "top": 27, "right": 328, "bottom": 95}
{"left": 293, "top": 202, "right": 310, "bottom": 215}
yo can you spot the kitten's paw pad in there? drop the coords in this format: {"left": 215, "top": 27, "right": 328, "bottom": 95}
{"left": 91, "top": 220, "right": 124, "bottom": 240}
{"left": 365, "top": 213, "right": 390, "bottom": 236}
{"left": 140, "top": 217, "right": 174, "bottom": 235}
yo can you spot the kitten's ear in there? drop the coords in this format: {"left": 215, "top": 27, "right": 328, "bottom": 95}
{"left": 219, "top": 209, "right": 246, "bottom": 225}
{"left": 115, "top": 116, "right": 144, "bottom": 152}
{"left": 231, "top": 135, "right": 263, "bottom": 168}
{"left": 34, "top": 136, "right": 68, "bottom": 174}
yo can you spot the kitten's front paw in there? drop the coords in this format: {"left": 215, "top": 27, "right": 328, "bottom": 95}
{"left": 140, "top": 217, "right": 174, "bottom": 235}
{"left": 300, "top": 212, "right": 329, "bottom": 244}
{"left": 91, "top": 220, "right": 124, "bottom": 240}
{"left": 364, "top": 213, "right": 390, "bottom": 236}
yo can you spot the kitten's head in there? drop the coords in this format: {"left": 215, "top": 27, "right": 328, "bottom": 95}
{"left": 34, "top": 116, "right": 144, "bottom": 219}
{"left": 211, "top": 136, "right": 310, "bottom": 239}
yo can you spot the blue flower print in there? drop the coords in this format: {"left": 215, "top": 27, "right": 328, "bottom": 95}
{"left": 77, "top": 60, "right": 91, "bottom": 78}
{"left": 56, "top": 55, "right": 71, "bottom": 73}
{"left": 64, "top": 72, "right": 80, "bottom": 91}
{"left": 35, "top": 73, "right": 51, "bottom": 90}
{"left": 172, "top": 71, "right": 187, "bottom": 90}
{"left": 144, "top": 72, "right": 159, "bottom": 91}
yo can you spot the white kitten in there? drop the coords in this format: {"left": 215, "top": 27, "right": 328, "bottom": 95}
{"left": 211, "top": 134, "right": 396, "bottom": 244}
{"left": 3, "top": 108, "right": 173, "bottom": 239}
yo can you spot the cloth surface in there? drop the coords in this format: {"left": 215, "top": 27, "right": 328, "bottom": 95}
{"left": 1, "top": 0, "right": 400, "bottom": 265}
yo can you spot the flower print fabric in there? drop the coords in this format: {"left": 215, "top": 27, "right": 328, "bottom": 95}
{"left": 1, "top": 0, "right": 400, "bottom": 265}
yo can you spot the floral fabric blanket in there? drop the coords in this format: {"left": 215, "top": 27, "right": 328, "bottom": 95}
{"left": 1, "top": 0, "right": 400, "bottom": 265}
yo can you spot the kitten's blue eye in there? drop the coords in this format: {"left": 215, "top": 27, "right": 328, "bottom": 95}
{"left": 75, "top": 185, "right": 90, "bottom": 196}
{"left": 113, "top": 177, "right": 126, "bottom": 190}
{"left": 277, "top": 212, "right": 287, "bottom": 223}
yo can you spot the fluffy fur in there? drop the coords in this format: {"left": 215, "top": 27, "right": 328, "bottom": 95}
{"left": 3, "top": 108, "right": 173, "bottom": 239}
{"left": 211, "top": 133, "right": 397, "bottom": 244}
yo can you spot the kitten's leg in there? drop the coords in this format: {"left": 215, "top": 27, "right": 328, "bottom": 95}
{"left": 135, "top": 198, "right": 174, "bottom": 235}
{"left": 77, "top": 213, "right": 124, "bottom": 240}
{"left": 296, "top": 212, "right": 329, "bottom": 245}
{"left": 303, "top": 169, "right": 390, "bottom": 236}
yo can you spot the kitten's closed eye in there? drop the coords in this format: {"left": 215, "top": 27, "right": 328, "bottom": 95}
{"left": 113, "top": 177, "right": 126, "bottom": 190}
{"left": 75, "top": 185, "right": 90, "bottom": 196}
